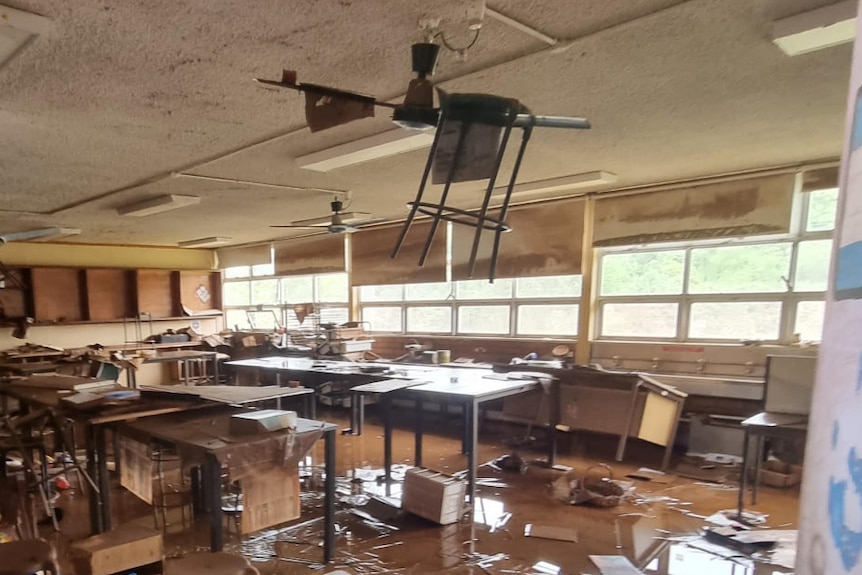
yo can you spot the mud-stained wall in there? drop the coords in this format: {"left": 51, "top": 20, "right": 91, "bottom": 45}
{"left": 593, "top": 174, "right": 795, "bottom": 246}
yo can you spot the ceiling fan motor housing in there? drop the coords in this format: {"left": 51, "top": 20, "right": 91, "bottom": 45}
{"left": 411, "top": 43, "right": 440, "bottom": 77}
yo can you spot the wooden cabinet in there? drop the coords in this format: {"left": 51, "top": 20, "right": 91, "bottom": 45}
{"left": 18, "top": 267, "right": 222, "bottom": 325}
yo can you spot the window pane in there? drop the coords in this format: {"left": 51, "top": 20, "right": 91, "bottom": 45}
{"left": 689, "top": 302, "right": 782, "bottom": 340}
{"left": 795, "top": 301, "right": 826, "bottom": 342}
{"left": 224, "top": 266, "right": 250, "bottom": 279}
{"left": 795, "top": 240, "right": 832, "bottom": 292}
{"left": 320, "top": 306, "right": 350, "bottom": 326}
{"left": 405, "top": 282, "right": 452, "bottom": 301}
{"left": 247, "top": 309, "right": 280, "bottom": 330}
{"left": 806, "top": 188, "right": 839, "bottom": 232}
{"left": 457, "top": 305, "right": 510, "bottom": 334}
{"left": 251, "top": 262, "right": 275, "bottom": 276}
{"left": 600, "top": 251, "right": 685, "bottom": 296}
{"left": 406, "top": 306, "right": 452, "bottom": 333}
{"left": 688, "top": 244, "right": 791, "bottom": 294}
{"left": 225, "top": 309, "right": 251, "bottom": 330}
{"left": 362, "top": 307, "right": 402, "bottom": 332}
{"left": 250, "top": 279, "right": 279, "bottom": 305}
{"left": 517, "top": 304, "right": 579, "bottom": 336}
{"left": 280, "top": 276, "right": 314, "bottom": 303}
{"left": 316, "top": 273, "right": 349, "bottom": 302}
{"left": 516, "top": 275, "right": 582, "bottom": 298}
{"left": 223, "top": 282, "right": 250, "bottom": 306}
{"left": 359, "top": 285, "right": 403, "bottom": 302}
{"left": 456, "top": 279, "right": 513, "bottom": 300}
{"left": 601, "top": 303, "right": 678, "bottom": 338}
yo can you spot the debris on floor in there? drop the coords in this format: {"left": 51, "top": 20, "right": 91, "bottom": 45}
{"left": 551, "top": 464, "right": 635, "bottom": 507}
{"left": 589, "top": 554, "right": 642, "bottom": 574}
{"left": 523, "top": 524, "right": 578, "bottom": 543}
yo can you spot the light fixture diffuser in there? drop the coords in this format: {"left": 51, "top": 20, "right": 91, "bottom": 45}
{"left": 0, "top": 227, "right": 81, "bottom": 244}
{"left": 178, "top": 236, "right": 231, "bottom": 248}
{"left": 296, "top": 130, "right": 436, "bottom": 172}
{"left": 772, "top": 0, "right": 856, "bottom": 56}
{"left": 117, "top": 194, "right": 201, "bottom": 217}
{"left": 490, "top": 171, "right": 618, "bottom": 201}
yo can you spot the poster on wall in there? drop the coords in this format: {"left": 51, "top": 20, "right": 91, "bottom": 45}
{"left": 798, "top": 4, "right": 862, "bottom": 573}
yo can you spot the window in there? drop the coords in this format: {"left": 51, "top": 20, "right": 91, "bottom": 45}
{"left": 358, "top": 274, "right": 582, "bottom": 338}
{"left": 595, "top": 182, "right": 837, "bottom": 343}
{"left": 223, "top": 255, "right": 349, "bottom": 332}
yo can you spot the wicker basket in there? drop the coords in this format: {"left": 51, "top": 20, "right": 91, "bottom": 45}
{"left": 579, "top": 464, "right": 624, "bottom": 507}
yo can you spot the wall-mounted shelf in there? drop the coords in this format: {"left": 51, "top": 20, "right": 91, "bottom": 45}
{"left": 12, "top": 266, "right": 222, "bottom": 325}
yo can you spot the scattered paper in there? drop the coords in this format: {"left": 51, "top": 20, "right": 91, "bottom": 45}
{"left": 589, "top": 555, "right": 642, "bottom": 575}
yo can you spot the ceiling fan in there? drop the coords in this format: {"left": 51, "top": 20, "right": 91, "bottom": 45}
{"left": 271, "top": 199, "right": 386, "bottom": 234}
{"left": 256, "top": 42, "right": 444, "bottom": 132}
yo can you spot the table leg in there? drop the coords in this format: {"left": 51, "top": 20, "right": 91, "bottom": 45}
{"left": 349, "top": 392, "right": 358, "bottom": 434}
{"left": 752, "top": 434, "right": 764, "bottom": 505}
{"left": 357, "top": 395, "right": 365, "bottom": 436}
{"left": 190, "top": 466, "right": 203, "bottom": 515}
{"left": 737, "top": 429, "right": 750, "bottom": 517}
{"left": 462, "top": 404, "right": 469, "bottom": 455}
{"left": 204, "top": 454, "right": 223, "bottom": 552}
{"left": 467, "top": 400, "right": 478, "bottom": 506}
{"left": 213, "top": 354, "right": 220, "bottom": 385}
{"left": 547, "top": 380, "right": 561, "bottom": 466}
{"left": 323, "top": 427, "right": 336, "bottom": 563}
{"left": 383, "top": 395, "right": 393, "bottom": 496}
{"left": 85, "top": 424, "right": 102, "bottom": 535}
{"left": 415, "top": 399, "right": 423, "bottom": 467}
{"left": 95, "top": 426, "right": 112, "bottom": 531}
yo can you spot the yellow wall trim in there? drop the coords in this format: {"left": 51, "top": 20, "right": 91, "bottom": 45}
{"left": 0, "top": 242, "right": 215, "bottom": 270}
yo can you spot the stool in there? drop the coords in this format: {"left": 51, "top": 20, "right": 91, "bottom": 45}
{"left": 0, "top": 539, "right": 59, "bottom": 575}
{"left": 165, "top": 551, "right": 259, "bottom": 575}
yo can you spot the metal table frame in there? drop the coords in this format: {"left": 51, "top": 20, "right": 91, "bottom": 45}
{"left": 383, "top": 378, "right": 560, "bottom": 505}
{"left": 736, "top": 411, "right": 808, "bottom": 517}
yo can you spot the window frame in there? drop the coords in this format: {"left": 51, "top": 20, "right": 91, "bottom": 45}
{"left": 594, "top": 189, "right": 834, "bottom": 344}
{"left": 358, "top": 275, "right": 582, "bottom": 338}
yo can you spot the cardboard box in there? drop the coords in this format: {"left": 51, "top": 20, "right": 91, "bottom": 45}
{"left": 756, "top": 460, "right": 803, "bottom": 488}
{"left": 402, "top": 468, "right": 466, "bottom": 525}
{"left": 69, "top": 524, "right": 163, "bottom": 575}
{"left": 241, "top": 466, "right": 301, "bottom": 533}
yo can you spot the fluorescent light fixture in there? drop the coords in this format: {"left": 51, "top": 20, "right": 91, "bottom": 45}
{"left": 772, "top": 0, "right": 856, "bottom": 56}
{"left": 118, "top": 194, "right": 200, "bottom": 217}
{"left": 297, "top": 129, "right": 436, "bottom": 172}
{"left": 178, "top": 236, "right": 231, "bottom": 248}
{"left": 490, "top": 171, "right": 618, "bottom": 201}
{"left": 0, "top": 5, "right": 52, "bottom": 72}
{"left": 0, "top": 227, "right": 81, "bottom": 244}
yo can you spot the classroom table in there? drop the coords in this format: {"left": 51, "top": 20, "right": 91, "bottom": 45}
{"left": 736, "top": 411, "right": 808, "bottom": 517}
{"left": 127, "top": 350, "right": 220, "bottom": 388}
{"left": 385, "top": 373, "right": 559, "bottom": 506}
{"left": 122, "top": 410, "right": 339, "bottom": 562}
{"left": 0, "top": 376, "right": 318, "bottom": 537}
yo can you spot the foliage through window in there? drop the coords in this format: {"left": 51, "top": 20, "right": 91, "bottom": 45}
{"left": 596, "top": 187, "right": 836, "bottom": 343}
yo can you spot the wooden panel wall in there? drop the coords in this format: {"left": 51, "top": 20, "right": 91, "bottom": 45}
{"left": 30, "top": 268, "right": 84, "bottom": 322}
{"left": 85, "top": 269, "right": 134, "bottom": 321}
{"left": 136, "top": 270, "right": 175, "bottom": 318}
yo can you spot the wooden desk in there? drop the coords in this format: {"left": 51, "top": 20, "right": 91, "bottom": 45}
{"left": 123, "top": 410, "right": 338, "bottom": 562}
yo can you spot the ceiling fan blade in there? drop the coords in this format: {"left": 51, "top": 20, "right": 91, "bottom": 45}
{"left": 351, "top": 217, "right": 387, "bottom": 227}
{"left": 255, "top": 73, "right": 397, "bottom": 110}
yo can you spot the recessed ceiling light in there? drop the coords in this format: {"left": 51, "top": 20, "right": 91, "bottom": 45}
{"left": 296, "top": 130, "right": 436, "bottom": 172}
{"left": 117, "top": 195, "right": 201, "bottom": 217}
{"left": 0, "top": 5, "right": 52, "bottom": 72}
{"left": 490, "top": 171, "right": 618, "bottom": 201}
{"left": 772, "top": 0, "right": 857, "bottom": 56}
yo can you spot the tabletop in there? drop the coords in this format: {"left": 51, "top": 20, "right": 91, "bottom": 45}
{"left": 742, "top": 411, "right": 809, "bottom": 432}
{"left": 140, "top": 384, "right": 313, "bottom": 405}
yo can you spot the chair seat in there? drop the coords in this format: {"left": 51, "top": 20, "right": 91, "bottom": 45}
{"left": 0, "top": 539, "right": 58, "bottom": 575}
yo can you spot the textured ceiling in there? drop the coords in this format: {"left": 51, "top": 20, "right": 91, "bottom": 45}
{"left": 0, "top": 0, "right": 852, "bottom": 247}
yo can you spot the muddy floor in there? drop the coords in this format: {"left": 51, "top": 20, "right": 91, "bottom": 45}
{"left": 42, "top": 405, "right": 799, "bottom": 574}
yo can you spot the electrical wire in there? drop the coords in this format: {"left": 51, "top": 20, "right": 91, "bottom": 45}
{"left": 435, "top": 28, "right": 481, "bottom": 53}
